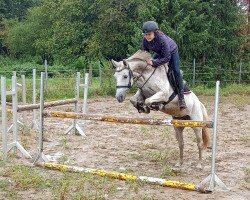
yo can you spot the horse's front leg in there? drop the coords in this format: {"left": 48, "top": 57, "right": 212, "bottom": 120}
{"left": 144, "top": 91, "right": 167, "bottom": 110}
{"left": 174, "top": 126, "right": 185, "bottom": 167}
{"left": 130, "top": 90, "right": 150, "bottom": 114}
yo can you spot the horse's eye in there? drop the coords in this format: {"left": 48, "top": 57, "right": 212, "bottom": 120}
{"left": 123, "top": 75, "right": 128, "bottom": 79}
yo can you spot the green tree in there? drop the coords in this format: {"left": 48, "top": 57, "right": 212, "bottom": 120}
{"left": 0, "top": 0, "right": 39, "bottom": 54}
{"left": 3, "top": 0, "right": 247, "bottom": 74}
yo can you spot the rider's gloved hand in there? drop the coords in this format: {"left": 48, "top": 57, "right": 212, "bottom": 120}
{"left": 146, "top": 59, "right": 153, "bottom": 66}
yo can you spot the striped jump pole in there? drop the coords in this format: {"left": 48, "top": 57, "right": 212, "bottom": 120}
{"left": 35, "top": 162, "right": 210, "bottom": 193}
{"left": 43, "top": 111, "right": 213, "bottom": 128}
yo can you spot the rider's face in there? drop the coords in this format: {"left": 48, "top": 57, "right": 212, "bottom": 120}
{"left": 144, "top": 32, "right": 155, "bottom": 42}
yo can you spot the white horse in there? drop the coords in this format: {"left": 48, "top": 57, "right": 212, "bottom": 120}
{"left": 112, "top": 50, "right": 210, "bottom": 169}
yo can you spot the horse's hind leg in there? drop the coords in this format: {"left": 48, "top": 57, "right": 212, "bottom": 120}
{"left": 174, "top": 126, "right": 184, "bottom": 167}
{"left": 192, "top": 127, "right": 203, "bottom": 169}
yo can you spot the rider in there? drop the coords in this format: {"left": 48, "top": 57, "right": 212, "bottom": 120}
{"left": 142, "top": 21, "right": 187, "bottom": 110}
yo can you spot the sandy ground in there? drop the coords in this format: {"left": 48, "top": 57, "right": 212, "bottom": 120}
{"left": 0, "top": 95, "right": 250, "bottom": 199}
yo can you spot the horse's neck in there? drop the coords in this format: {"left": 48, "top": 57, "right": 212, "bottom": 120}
{"left": 129, "top": 60, "right": 153, "bottom": 77}
{"left": 131, "top": 62, "right": 173, "bottom": 95}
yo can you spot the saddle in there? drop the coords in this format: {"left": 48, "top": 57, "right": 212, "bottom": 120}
{"left": 167, "top": 68, "right": 191, "bottom": 94}
{"left": 136, "top": 65, "right": 191, "bottom": 112}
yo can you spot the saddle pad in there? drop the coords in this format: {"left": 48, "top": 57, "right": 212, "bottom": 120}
{"left": 167, "top": 69, "right": 191, "bottom": 94}
{"left": 183, "top": 84, "right": 191, "bottom": 94}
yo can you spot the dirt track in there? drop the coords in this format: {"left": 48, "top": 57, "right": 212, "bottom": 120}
{"left": 1, "top": 95, "right": 250, "bottom": 199}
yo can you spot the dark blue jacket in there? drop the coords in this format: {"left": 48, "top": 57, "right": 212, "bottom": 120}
{"left": 142, "top": 33, "right": 178, "bottom": 67}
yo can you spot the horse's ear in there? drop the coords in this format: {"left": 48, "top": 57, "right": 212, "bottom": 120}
{"left": 123, "top": 59, "right": 128, "bottom": 67}
{"left": 111, "top": 59, "right": 118, "bottom": 69}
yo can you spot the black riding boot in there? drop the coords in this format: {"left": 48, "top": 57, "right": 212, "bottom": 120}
{"left": 169, "top": 51, "right": 187, "bottom": 110}
{"left": 175, "top": 75, "right": 187, "bottom": 110}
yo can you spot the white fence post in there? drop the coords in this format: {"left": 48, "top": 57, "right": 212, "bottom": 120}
{"left": 192, "top": 58, "right": 196, "bottom": 87}
{"left": 238, "top": 59, "right": 242, "bottom": 84}
{"left": 99, "top": 60, "right": 102, "bottom": 85}
{"left": 1, "top": 76, "right": 8, "bottom": 159}
{"left": 21, "top": 74, "right": 27, "bottom": 124}
{"left": 83, "top": 73, "right": 89, "bottom": 114}
{"left": 45, "top": 59, "right": 48, "bottom": 94}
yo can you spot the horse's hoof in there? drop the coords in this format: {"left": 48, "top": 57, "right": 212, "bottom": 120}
{"left": 144, "top": 108, "right": 150, "bottom": 114}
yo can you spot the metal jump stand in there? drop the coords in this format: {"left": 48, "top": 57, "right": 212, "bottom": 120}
{"left": 64, "top": 72, "right": 85, "bottom": 136}
{"left": 199, "top": 81, "right": 228, "bottom": 191}
{"left": 1, "top": 75, "right": 32, "bottom": 159}
{"left": 33, "top": 72, "right": 87, "bottom": 163}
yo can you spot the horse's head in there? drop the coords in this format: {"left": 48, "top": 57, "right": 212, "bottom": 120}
{"left": 112, "top": 50, "right": 152, "bottom": 103}
{"left": 112, "top": 59, "right": 133, "bottom": 103}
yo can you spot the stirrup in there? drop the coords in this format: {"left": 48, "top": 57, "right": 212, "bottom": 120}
{"left": 150, "top": 102, "right": 161, "bottom": 111}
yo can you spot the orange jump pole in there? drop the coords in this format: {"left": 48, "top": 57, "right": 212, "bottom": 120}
{"left": 43, "top": 111, "right": 213, "bottom": 128}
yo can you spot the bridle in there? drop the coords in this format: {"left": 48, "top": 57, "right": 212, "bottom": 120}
{"left": 114, "top": 59, "right": 156, "bottom": 90}
{"left": 115, "top": 64, "right": 134, "bottom": 89}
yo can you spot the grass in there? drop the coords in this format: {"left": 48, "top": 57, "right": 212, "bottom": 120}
{"left": 245, "top": 168, "right": 250, "bottom": 184}
{"left": 8, "top": 75, "right": 115, "bottom": 103}
{"left": 192, "top": 84, "right": 250, "bottom": 96}
{"left": 1, "top": 165, "right": 52, "bottom": 190}
{"left": 0, "top": 163, "right": 123, "bottom": 199}
{"left": 1, "top": 160, "right": 173, "bottom": 199}
{"left": 161, "top": 165, "right": 183, "bottom": 177}
{"left": 240, "top": 132, "right": 250, "bottom": 144}
{"left": 146, "top": 149, "right": 179, "bottom": 163}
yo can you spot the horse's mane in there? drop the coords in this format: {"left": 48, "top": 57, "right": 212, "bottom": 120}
{"left": 127, "top": 50, "right": 152, "bottom": 61}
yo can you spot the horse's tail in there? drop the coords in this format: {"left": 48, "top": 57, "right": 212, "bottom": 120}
{"left": 200, "top": 102, "right": 211, "bottom": 149}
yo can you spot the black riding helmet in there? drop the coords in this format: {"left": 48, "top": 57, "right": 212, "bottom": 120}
{"left": 142, "top": 21, "right": 159, "bottom": 33}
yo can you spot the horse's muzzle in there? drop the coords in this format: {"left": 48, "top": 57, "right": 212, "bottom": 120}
{"left": 116, "top": 94, "right": 125, "bottom": 103}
